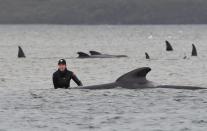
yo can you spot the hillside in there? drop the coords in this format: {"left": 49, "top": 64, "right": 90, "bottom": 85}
{"left": 0, "top": 0, "right": 206, "bottom": 24}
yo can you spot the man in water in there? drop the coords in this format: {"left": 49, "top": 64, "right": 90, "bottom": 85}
{"left": 53, "top": 59, "right": 83, "bottom": 89}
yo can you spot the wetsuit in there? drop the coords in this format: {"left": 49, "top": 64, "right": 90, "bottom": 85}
{"left": 53, "top": 69, "right": 82, "bottom": 89}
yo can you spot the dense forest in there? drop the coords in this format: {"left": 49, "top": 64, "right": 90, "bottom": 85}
{"left": 0, "top": 0, "right": 206, "bottom": 24}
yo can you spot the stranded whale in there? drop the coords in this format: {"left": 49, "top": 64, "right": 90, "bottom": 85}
{"left": 192, "top": 44, "right": 197, "bottom": 56}
{"left": 75, "top": 67, "right": 205, "bottom": 90}
{"left": 145, "top": 52, "right": 150, "bottom": 59}
{"left": 77, "top": 51, "right": 127, "bottom": 58}
{"left": 165, "top": 40, "right": 173, "bottom": 51}
{"left": 18, "top": 46, "right": 26, "bottom": 58}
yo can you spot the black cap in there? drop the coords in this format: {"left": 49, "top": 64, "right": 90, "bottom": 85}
{"left": 58, "top": 59, "right": 66, "bottom": 65}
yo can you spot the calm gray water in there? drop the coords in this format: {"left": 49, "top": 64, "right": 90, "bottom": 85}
{"left": 0, "top": 25, "right": 207, "bottom": 131}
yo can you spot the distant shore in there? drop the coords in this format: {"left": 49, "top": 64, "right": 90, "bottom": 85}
{"left": 0, "top": 0, "right": 206, "bottom": 24}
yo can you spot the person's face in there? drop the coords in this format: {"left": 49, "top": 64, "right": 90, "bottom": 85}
{"left": 58, "top": 64, "right": 66, "bottom": 71}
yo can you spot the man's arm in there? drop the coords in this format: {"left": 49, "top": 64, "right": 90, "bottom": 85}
{"left": 71, "top": 73, "right": 83, "bottom": 86}
{"left": 52, "top": 73, "right": 58, "bottom": 89}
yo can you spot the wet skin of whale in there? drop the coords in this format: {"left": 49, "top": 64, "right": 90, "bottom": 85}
{"left": 74, "top": 67, "right": 205, "bottom": 90}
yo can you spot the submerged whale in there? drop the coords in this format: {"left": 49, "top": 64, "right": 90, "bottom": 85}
{"left": 18, "top": 46, "right": 26, "bottom": 58}
{"left": 165, "top": 40, "right": 173, "bottom": 51}
{"left": 192, "top": 44, "right": 197, "bottom": 56}
{"left": 77, "top": 51, "right": 127, "bottom": 58}
{"left": 145, "top": 52, "right": 150, "bottom": 59}
{"left": 75, "top": 67, "right": 205, "bottom": 90}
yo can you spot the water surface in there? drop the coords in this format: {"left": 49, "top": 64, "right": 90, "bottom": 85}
{"left": 0, "top": 25, "right": 207, "bottom": 131}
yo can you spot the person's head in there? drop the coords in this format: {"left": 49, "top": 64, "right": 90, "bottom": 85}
{"left": 58, "top": 59, "right": 67, "bottom": 71}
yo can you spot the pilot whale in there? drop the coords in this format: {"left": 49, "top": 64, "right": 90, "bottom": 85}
{"left": 145, "top": 52, "right": 150, "bottom": 59}
{"left": 192, "top": 44, "right": 197, "bottom": 56}
{"left": 75, "top": 67, "right": 205, "bottom": 90}
{"left": 18, "top": 46, "right": 26, "bottom": 58}
{"left": 165, "top": 40, "right": 173, "bottom": 51}
{"left": 77, "top": 51, "right": 127, "bottom": 58}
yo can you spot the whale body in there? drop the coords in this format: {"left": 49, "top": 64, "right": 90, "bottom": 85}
{"left": 145, "top": 52, "right": 150, "bottom": 59}
{"left": 18, "top": 46, "right": 26, "bottom": 58}
{"left": 74, "top": 67, "right": 205, "bottom": 90}
{"left": 165, "top": 40, "right": 173, "bottom": 51}
{"left": 77, "top": 51, "right": 127, "bottom": 58}
{"left": 192, "top": 44, "right": 197, "bottom": 56}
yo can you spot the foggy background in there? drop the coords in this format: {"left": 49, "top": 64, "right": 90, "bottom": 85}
{"left": 0, "top": 0, "right": 206, "bottom": 24}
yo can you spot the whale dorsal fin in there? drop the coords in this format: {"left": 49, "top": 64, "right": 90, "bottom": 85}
{"left": 89, "top": 51, "right": 102, "bottom": 55}
{"left": 18, "top": 46, "right": 26, "bottom": 58}
{"left": 192, "top": 44, "right": 197, "bottom": 56}
{"left": 116, "top": 67, "right": 151, "bottom": 82}
{"left": 145, "top": 52, "right": 150, "bottom": 59}
{"left": 165, "top": 40, "right": 173, "bottom": 51}
{"left": 77, "top": 52, "right": 90, "bottom": 58}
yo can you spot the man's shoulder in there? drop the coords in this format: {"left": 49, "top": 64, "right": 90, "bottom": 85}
{"left": 53, "top": 70, "right": 59, "bottom": 76}
{"left": 66, "top": 70, "right": 74, "bottom": 74}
